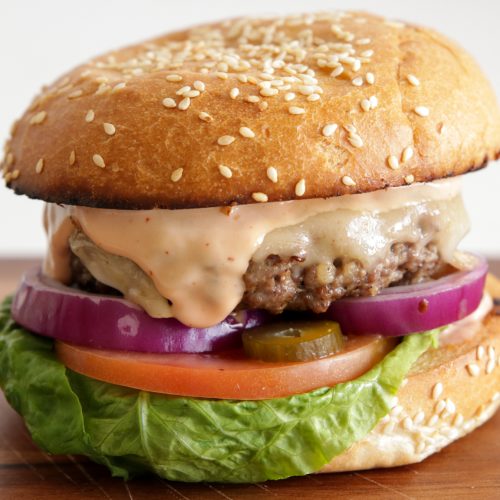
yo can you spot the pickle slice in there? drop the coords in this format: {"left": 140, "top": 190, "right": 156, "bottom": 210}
{"left": 242, "top": 320, "right": 345, "bottom": 362}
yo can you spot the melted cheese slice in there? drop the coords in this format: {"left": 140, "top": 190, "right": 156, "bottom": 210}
{"left": 44, "top": 178, "right": 468, "bottom": 327}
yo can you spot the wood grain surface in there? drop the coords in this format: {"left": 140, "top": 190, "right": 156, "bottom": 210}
{"left": 1, "top": 259, "right": 499, "bottom": 500}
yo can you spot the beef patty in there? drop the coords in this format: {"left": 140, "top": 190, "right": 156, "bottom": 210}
{"left": 242, "top": 242, "right": 440, "bottom": 314}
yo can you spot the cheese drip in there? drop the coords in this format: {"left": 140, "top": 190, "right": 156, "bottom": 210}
{"left": 44, "top": 179, "right": 469, "bottom": 327}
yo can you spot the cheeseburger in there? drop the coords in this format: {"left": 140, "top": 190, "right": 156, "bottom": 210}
{"left": 1, "top": 11, "right": 500, "bottom": 483}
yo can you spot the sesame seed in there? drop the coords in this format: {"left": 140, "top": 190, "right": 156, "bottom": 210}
{"left": 387, "top": 155, "right": 400, "bottom": 170}
{"left": 92, "top": 154, "right": 105, "bottom": 168}
{"left": 10, "top": 169, "right": 19, "bottom": 179}
{"left": 170, "top": 168, "right": 183, "bottom": 182}
{"left": 361, "top": 49, "right": 374, "bottom": 58}
{"left": 404, "top": 174, "right": 415, "bottom": 184}
{"left": 486, "top": 359, "right": 496, "bottom": 374}
{"left": 344, "top": 124, "right": 357, "bottom": 134}
{"left": 260, "top": 87, "right": 278, "bottom": 97}
{"left": 166, "top": 74, "right": 183, "bottom": 82}
{"left": 215, "top": 71, "right": 228, "bottom": 80}
{"left": 414, "top": 106, "right": 430, "bottom": 117}
{"left": 414, "top": 411, "right": 425, "bottom": 425}
{"left": 435, "top": 400, "right": 446, "bottom": 414}
{"left": 407, "top": 74, "right": 420, "bottom": 86}
{"left": 68, "top": 89, "right": 83, "bottom": 99}
{"left": 284, "top": 92, "right": 296, "bottom": 102}
{"left": 403, "top": 417, "right": 413, "bottom": 430}
{"left": 299, "top": 75, "right": 317, "bottom": 85}
{"left": 352, "top": 76, "right": 363, "bottom": 87}
{"left": 237, "top": 74, "right": 248, "bottom": 83}
{"left": 307, "top": 93, "right": 321, "bottom": 102}
{"left": 366, "top": 72, "right": 375, "bottom": 85}
{"left": 252, "top": 192, "right": 268, "bottom": 203}
{"left": 178, "top": 97, "right": 191, "bottom": 110}
{"left": 476, "top": 345, "right": 485, "bottom": 361}
{"left": 446, "top": 399, "right": 456, "bottom": 414}
{"left": 351, "top": 59, "right": 361, "bottom": 72}
{"left": 69, "top": 150, "right": 76, "bottom": 166}
{"left": 347, "top": 134, "right": 363, "bottom": 148}
{"left": 35, "top": 158, "right": 44, "bottom": 174}
{"left": 298, "top": 85, "right": 315, "bottom": 96}
{"left": 266, "top": 166, "right": 278, "bottom": 183}
{"left": 369, "top": 95, "right": 378, "bottom": 108}
{"left": 162, "top": 97, "right": 177, "bottom": 108}
{"left": 198, "top": 111, "right": 213, "bottom": 122}
{"left": 360, "top": 99, "right": 371, "bottom": 112}
{"left": 258, "top": 101, "right": 269, "bottom": 111}
{"left": 402, "top": 146, "right": 414, "bottom": 163}
{"left": 295, "top": 178, "right": 306, "bottom": 197}
{"left": 488, "top": 345, "right": 495, "bottom": 360}
{"left": 193, "top": 80, "right": 206, "bottom": 92}
{"left": 184, "top": 90, "right": 200, "bottom": 98}
{"left": 246, "top": 95, "right": 260, "bottom": 103}
{"left": 322, "top": 123, "right": 338, "bottom": 137}
{"left": 111, "top": 82, "right": 126, "bottom": 93}
{"left": 330, "top": 66, "right": 344, "bottom": 78}
{"left": 176, "top": 86, "right": 191, "bottom": 96}
{"left": 95, "top": 83, "right": 110, "bottom": 95}
{"left": 342, "top": 175, "right": 356, "bottom": 186}
{"left": 432, "top": 382, "right": 443, "bottom": 400}
{"left": 30, "top": 111, "right": 47, "bottom": 125}
{"left": 229, "top": 88, "right": 240, "bottom": 99}
{"left": 218, "top": 165, "right": 232, "bottom": 178}
{"left": 466, "top": 363, "right": 480, "bottom": 377}
{"left": 428, "top": 415, "right": 439, "bottom": 426}
{"left": 103, "top": 123, "right": 116, "bottom": 136}
{"left": 453, "top": 414, "right": 464, "bottom": 427}
{"left": 288, "top": 106, "right": 305, "bottom": 115}
{"left": 357, "top": 37, "right": 371, "bottom": 45}
{"left": 239, "top": 127, "right": 255, "bottom": 138}
{"left": 217, "top": 135, "right": 235, "bottom": 146}
{"left": 386, "top": 20, "right": 406, "bottom": 28}
{"left": 5, "top": 153, "right": 14, "bottom": 166}
{"left": 85, "top": 110, "right": 95, "bottom": 122}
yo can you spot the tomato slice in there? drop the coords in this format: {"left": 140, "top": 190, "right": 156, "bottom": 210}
{"left": 56, "top": 335, "right": 397, "bottom": 400}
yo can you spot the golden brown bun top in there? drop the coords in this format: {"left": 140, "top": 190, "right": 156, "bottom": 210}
{"left": 3, "top": 11, "right": 500, "bottom": 209}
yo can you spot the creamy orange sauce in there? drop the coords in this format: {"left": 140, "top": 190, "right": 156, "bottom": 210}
{"left": 44, "top": 178, "right": 467, "bottom": 327}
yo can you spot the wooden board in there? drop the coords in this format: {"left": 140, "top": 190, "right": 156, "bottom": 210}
{"left": 1, "top": 259, "right": 499, "bottom": 499}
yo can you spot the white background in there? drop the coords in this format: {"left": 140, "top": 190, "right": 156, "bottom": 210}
{"left": 1, "top": 0, "right": 499, "bottom": 257}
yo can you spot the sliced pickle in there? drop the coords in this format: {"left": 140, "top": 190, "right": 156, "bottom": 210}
{"left": 242, "top": 320, "right": 345, "bottom": 362}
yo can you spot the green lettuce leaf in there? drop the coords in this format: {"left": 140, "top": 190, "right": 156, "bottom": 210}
{"left": 0, "top": 297, "right": 437, "bottom": 483}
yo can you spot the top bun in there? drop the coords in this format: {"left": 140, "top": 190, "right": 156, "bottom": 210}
{"left": 3, "top": 11, "right": 500, "bottom": 209}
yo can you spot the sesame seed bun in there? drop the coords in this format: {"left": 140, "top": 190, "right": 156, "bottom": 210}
{"left": 319, "top": 275, "right": 500, "bottom": 473}
{"left": 2, "top": 11, "right": 500, "bottom": 209}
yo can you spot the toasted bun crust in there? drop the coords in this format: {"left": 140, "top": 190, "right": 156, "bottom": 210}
{"left": 319, "top": 277, "right": 500, "bottom": 473}
{"left": 2, "top": 11, "right": 500, "bottom": 209}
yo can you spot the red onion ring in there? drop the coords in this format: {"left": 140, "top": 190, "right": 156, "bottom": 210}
{"left": 11, "top": 269, "right": 270, "bottom": 353}
{"left": 325, "top": 253, "right": 487, "bottom": 336}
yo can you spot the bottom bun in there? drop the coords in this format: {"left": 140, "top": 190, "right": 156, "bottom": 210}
{"left": 321, "top": 300, "right": 500, "bottom": 473}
